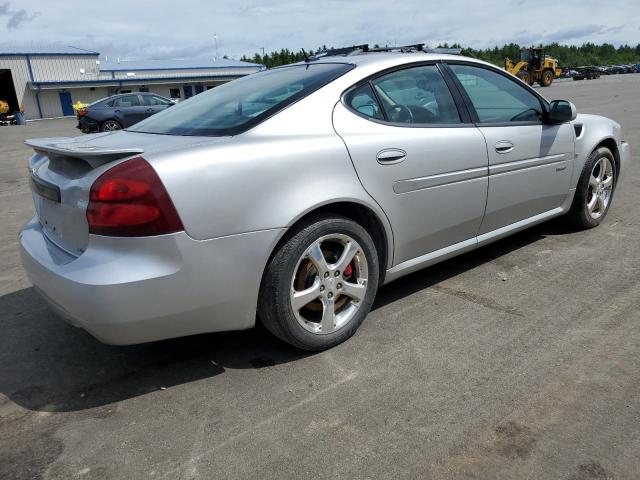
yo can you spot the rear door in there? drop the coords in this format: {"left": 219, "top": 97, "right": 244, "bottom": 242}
{"left": 333, "top": 63, "right": 489, "bottom": 266}
{"left": 446, "top": 63, "right": 574, "bottom": 234}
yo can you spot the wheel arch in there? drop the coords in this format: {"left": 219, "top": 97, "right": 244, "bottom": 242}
{"left": 595, "top": 137, "right": 620, "bottom": 183}
{"left": 266, "top": 200, "right": 393, "bottom": 286}
{"left": 572, "top": 114, "right": 623, "bottom": 188}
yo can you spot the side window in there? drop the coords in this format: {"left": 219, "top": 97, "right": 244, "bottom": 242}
{"left": 449, "top": 64, "right": 544, "bottom": 123}
{"left": 345, "top": 83, "right": 384, "bottom": 120}
{"left": 144, "top": 95, "right": 171, "bottom": 106}
{"left": 114, "top": 95, "right": 141, "bottom": 107}
{"left": 371, "top": 65, "right": 461, "bottom": 124}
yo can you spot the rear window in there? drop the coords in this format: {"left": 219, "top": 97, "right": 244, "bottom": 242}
{"left": 127, "top": 63, "right": 353, "bottom": 136}
{"left": 88, "top": 97, "right": 111, "bottom": 108}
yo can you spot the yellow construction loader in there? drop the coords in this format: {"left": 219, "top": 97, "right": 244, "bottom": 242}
{"left": 505, "top": 47, "right": 562, "bottom": 87}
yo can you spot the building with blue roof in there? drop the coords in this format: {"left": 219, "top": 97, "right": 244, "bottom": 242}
{"left": 0, "top": 46, "right": 263, "bottom": 120}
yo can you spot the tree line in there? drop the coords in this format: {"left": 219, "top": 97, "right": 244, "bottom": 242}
{"left": 241, "top": 43, "right": 640, "bottom": 69}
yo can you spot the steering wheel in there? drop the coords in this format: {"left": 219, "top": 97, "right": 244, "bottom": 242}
{"left": 389, "top": 105, "right": 414, "bottom": 123}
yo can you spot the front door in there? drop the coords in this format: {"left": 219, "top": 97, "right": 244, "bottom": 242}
{"left": 184, "top": 85, "right": 193, "bottom": 99}
{"left": 333, "top": 64, "right": 489, "bottom": 266}
{"left": 59, "top": 91, "right": 74, "bottom": 116}
{"left": 142, "top": 94, "right": 172, "bottom": 119}
{"left": 447, "top": 63, "right": 575, "bottom": 234}
{"left": 112, "top": 94, "right": 148, "bottom": 126}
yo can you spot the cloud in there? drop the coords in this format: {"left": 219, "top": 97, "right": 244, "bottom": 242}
{"left": 0, "top": 2, "right": 40, "bottom": 30}
{"left": 6, "top": 9, "right": 39, "bottom": 29}
{"left": 1, "top": 0, "right": 638, "bottom": 59}
{"left": 545, "top": 24, "right": 622, "bottom": 43}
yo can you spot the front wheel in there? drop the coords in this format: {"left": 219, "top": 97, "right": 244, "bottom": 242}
{"left": 258, "top": 216, "right": 379, "bottom": 351}
{"left": 567, "top": 147, "right": 616, "bottom": 228}
{"left": 540, "top": 69, "right": 554, "bottom": 87}
{"left": 516, "top": 71, "right": 531, "bottom": 85}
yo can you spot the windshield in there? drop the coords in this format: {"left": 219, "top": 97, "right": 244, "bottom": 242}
{"left": 127, "top": 63, "right": 353, "bottom": 136}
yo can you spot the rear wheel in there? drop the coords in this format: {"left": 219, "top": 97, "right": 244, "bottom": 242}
{"left": 101, "top": 120, "right": 121, "bottom": 132}
{"left": 567, "top": 147, "right": 616, "bottom": 228}
{"left": 259, "top": 215, "right": 379, "bottom": 351}
{"left": 540, "top": 69, "right": 554, "bottom": 87}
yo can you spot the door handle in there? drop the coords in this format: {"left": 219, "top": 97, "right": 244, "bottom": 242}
{"left": 377, "top": 149, "right": 407, "bottom": 164}
{"left": 495, "top": 141, "right": 514, "bottom": 154}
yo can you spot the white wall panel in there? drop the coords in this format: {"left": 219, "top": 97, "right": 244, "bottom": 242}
{"left": 30, "top": 55, "right": 100, "bottom": 81}
{"left": 1, "top": 53, "right": 255, "bottom": 119}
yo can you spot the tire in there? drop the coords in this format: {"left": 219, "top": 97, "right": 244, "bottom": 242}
{"left": 516, "top": 71, "right": 531, "bottom": 85}
{"left": 540, "top": 69, "right": 554, "bottom": 87}
{"left": 258, "top": 215, "right": 379, "bottom": 351}
{"left": 567, "top": 147, "right": 617, "bottom": 228}
{"left": 101, "top": 120, "right": 122, "bottom": 132}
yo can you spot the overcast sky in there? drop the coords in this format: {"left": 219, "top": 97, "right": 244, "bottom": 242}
{"left": 0, "top": 0, "right": 638, "bottom": 61}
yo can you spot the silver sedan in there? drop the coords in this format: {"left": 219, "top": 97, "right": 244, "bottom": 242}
{"left": 20, "top": 49, "right": 630, "bottom": 350}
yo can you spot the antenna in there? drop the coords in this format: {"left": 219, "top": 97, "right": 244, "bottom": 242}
{"left": 301, "top": 48, "right": 310, "bottom": 62}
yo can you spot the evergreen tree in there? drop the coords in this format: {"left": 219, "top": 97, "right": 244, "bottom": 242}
{"left": 241, "top": 43, "right": 640, "bottom": 69}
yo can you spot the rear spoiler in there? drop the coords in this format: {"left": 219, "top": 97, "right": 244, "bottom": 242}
{"left": 25, "top": 138, "right": 144, "bottom": 168}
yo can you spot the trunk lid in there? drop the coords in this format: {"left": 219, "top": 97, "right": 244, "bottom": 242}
{"left": 25, "top": 131, "right": 214, "bottom": 256}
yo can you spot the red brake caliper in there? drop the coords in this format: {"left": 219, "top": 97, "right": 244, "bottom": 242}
{"left": 343, "top": 263, "right": 353, "bottom": 278}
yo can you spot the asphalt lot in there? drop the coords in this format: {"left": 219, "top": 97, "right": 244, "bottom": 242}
{"left": 1, "top": 74, "right": 639, "bottom": 480}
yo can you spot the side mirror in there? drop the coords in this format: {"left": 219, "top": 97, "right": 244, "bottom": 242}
{"left": 547, "top": 100, "right": 577, "bottom": 123}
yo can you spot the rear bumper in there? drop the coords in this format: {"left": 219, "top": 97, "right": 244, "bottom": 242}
{"left": 19, "top": 217, "right": 284, "bottom": 345}
{"left": 77, "top": 116, "right": 99, "bottom": 133}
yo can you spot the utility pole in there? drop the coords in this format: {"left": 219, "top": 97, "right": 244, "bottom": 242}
{"left": 213, "top": 33, "right": 219, "bottom": 62}
{"left": 260, "top": 47, "right": 265, "bottom": 58}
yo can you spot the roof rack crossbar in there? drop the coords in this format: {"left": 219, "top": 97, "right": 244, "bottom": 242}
{"left": 312, "top": 44, "right": 369, "bottom": 59}
{"left": 424, "top": 47, "right": 463, "bottom": 55}
{"left": 305, "top": 44, "right": 463, "bottom": 62}
{"left": 369, "top": 43, "right": 425, "bottom": 53}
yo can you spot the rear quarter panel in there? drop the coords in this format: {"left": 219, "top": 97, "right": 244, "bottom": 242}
{"left": 147, "top": 85, "right": 394, "bottom": 267}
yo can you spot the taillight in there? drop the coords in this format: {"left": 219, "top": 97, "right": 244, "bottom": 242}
{"left": 87, "top": 157, "right": 184, "bottom": 236}
{"left": 77, "top": 109, "right": 87, "bottom": 117}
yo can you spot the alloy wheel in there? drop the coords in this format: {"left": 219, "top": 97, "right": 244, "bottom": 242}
{"left": 103, "top": 121, "right": 121, "bottom": 131}
{"left": 587, "top": 156, "right": 614, "bottom": 219}
{"left": 290, "top": 233, "right": 369, "bottom": 335}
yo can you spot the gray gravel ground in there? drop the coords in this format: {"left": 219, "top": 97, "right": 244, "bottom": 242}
{"left": 1, "top": 74, "right": 639, "bottom": 480}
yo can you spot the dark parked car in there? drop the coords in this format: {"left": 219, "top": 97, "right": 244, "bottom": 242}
{"left": 604, "top": 65, "right": 625, "bottom": 75}
{"left": 77, "top": 92, "right": 175, "bottom": 133}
